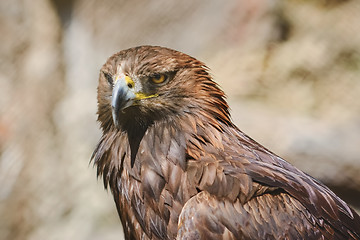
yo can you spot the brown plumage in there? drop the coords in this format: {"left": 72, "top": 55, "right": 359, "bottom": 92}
{"left": 92, "top": 45, "right": 360, "bottom": 240}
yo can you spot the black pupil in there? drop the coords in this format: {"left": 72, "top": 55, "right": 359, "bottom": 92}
{"left": 154, "top": 74, "right": 161, "bottom": 80}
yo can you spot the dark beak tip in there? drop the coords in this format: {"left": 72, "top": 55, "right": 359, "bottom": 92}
{"left": 111, "top": 108, "right": 120, "bottom": 128}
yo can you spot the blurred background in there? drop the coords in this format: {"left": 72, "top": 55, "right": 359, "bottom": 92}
{"left": 1, "top": 0, "right": 360, "bottom": 239}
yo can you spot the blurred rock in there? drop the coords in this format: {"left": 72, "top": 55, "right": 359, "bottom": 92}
{"left": 0, "top": 0, "right": 359, "bottom": 240}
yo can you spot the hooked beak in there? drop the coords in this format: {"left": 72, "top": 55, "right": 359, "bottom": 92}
{"left": 111, "top": 74, "right": 136, "bottom": 128}
{"left": 111, "top": 74, "right": 158, "bottom": 128}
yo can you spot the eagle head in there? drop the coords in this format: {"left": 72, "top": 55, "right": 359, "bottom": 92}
{"left": 97, "top": 45, "right": 230, "bottom": 133}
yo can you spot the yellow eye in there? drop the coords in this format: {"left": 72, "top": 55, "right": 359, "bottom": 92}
{"left": 150, "top": 74, "right": 167, "bottom": 84}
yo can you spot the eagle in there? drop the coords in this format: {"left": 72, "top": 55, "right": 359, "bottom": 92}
{"left": 92, "top": 45, "right": 360, "bottom": 240}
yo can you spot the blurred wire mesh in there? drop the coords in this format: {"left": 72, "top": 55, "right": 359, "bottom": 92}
{"left": 0, "top": 0, "right": 359, "bottom": 239}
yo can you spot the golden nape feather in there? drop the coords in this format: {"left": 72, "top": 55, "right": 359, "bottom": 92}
{"left": 92, "top": 46, "right": 360, "bottom": 240}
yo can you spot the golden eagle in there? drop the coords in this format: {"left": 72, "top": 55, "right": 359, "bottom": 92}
{"left": 92, "top": 46, "right": 360, "bottom": 239}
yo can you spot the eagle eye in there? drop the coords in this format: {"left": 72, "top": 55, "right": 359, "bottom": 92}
{"left": 150, "top": 73, "right": 167, "bottom": 84}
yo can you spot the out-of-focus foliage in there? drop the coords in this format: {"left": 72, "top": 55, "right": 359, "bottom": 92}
{"left": 0, "top": 0, "right": 359, "bottom": 239}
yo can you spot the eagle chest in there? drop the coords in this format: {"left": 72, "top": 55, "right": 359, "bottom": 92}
{"left": 116, "top": 128, "right": 196, "bottom": 239}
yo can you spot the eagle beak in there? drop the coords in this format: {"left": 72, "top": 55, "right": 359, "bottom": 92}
{"left": 111, "top": 74, "right": 136, "bottom": 127}
{"left": 111, "top": 74, "right": 159, "bottom": 128}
